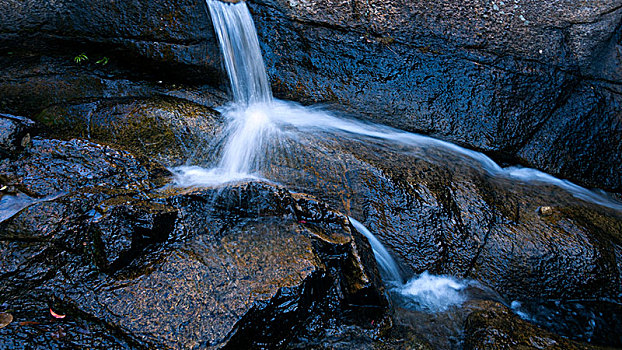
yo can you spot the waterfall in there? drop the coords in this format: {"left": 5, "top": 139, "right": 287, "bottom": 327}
{"left": 351, "top": 218, "right": 469, "bottom": 312}
{"left": 168, "top": 0, "right": 622, "bottom": 314}
{"left": 206, "top": 0, "right": 272, "bottom": 104}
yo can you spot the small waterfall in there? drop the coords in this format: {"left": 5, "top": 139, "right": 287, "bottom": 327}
{"left": 172, "top": 0, "right": 276, "bottom": 184}
{"left": 351, "top": 218, "right": 469, "bottom": 312}
{"left": 206, "top": 0, "right": 272, "bottom": 105}
{"left": 350, "top": 218, "right": 403, "bottom": 283}
{"left": 173, "top": 0, "right": 622, "bottom": 315}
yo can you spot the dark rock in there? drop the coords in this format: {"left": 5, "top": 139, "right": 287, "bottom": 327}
{"left": 36, "top": 96, "right": 225, "bottom": 167}
{"left": 248, "top": 0, "right": 622, "bottom": 191}
{"left": 87, "top": 197, "right": 178, "bottom": 272}
{"left": 464, "top": 300, "right": 606, "bottom": 350}
{"left": 0, "top": 135, "right": 387, "bottom": 348}
{"left": 0, "top": 114, "right": 35, "bottom": 156}
{"left": 0, "top": 55, "right": 227, "bottom": 166}
{"left": 0, "top": 137, "right": 170, "bottom": 197}
{"left": 265, "top": 130, "right": 622, "bottom": 305}
{"left": 0, "top": 54, "right": 227, "bottom": 116}
{"left": 0, "top": 0, "right": 222, "bottom": 82}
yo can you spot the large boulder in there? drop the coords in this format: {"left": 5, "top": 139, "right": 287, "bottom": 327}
{"left": 264, "top": 128, "right": 622, "bottom": 306}
{"left": 247, "top": 0, "right": 622, "bottom": 191}
{"left": 0, "top": 137, "right": 388, "bottom": 349}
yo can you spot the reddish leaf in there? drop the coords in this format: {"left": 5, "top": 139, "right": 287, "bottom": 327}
{"left": 49, "top": 308, "right": 66, "bottom": 319}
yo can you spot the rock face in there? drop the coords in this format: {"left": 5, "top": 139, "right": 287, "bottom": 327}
{"left": 0, "top": 137, "right": 387, "bottom": 349}
{"left": 247, "top": 0, "right": 622, "bottom": 191}
{"left": 265, "top": 130, "right": 622, "bottom": 306}
{"left": 1, "top": 0, "right": 620, "bottom": 190}
{"left": 0, "top": 0, "right": 221, "bottom": 82}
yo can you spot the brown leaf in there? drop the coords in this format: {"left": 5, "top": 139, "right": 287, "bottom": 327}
{"left": 0, "top": 312, "right": 13, "bottom": 329}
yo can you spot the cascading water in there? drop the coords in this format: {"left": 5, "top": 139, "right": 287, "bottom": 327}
{"left": 172, "top": 0, "right": 276, "bottom": 184}
{"left": 350, "top": 218, "right": 470, "bottom": 312}
{"left": 171, "top": 0, "right": 622, "bottom": 317}
{"left": 205, "top": 0, "right": 272, "bottom": 104}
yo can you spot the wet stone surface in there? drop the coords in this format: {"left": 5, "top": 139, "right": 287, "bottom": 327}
{"left": 262, "top": 129, "right": 622, "bottom": 347}
{"left": 0, "top": 136, "right": 387, "bottom": 349}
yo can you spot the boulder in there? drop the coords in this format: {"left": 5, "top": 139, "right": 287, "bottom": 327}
{"left": 264, "top": 129, "right": 622, "bottom": 305}
{"left": 0, "top": 114, "right": 35, "bottom": 156}
{"left": 0, "top": 137, "right": 387, "bottom": 349}
{"left": 248, "top": 0, "right": 622, "bottom": 191}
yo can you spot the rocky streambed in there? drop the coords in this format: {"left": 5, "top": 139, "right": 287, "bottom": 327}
{"left": 1, "top": 0, "right": 622, "bottom": 349}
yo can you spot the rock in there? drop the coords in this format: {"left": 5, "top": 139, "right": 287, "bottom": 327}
{"left": 0, "top": 0, "right": 222, "bottom": 82}
{"left": 464, "top": 301, "right": 606, "bottom": 350}
{"left": 0, "top": 55, "right": 227, "bottom": 166}
{"left": 247, "top": 0, "right": 622, "bottom": 191}
{"left": 0, "top": 114, "right": 35, "bottom": 156}
{"left": 264, "top": 129, "right": 622, "bottom": 306}
{"left": 0, "top": 312, "right": 12, "bottom": 329}
{"left": 0, "top": 136, "right": 388, "bottom": 348}
{"left": 36, "top": 96, "right": 225, "bottom": 167}
{"left": 538, "top": 206, "right": 554, "bottom": 216}
{"left": 0, "top": 137, "right": 170, "bottom": 197}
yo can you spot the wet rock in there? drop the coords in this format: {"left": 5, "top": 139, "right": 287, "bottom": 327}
{"left": 0, "top": 138, "right": 388, "bottom": 349}
{"left": 266, "top": 131, "right": 622, "bottom": 305}
{"left": 538, "top": 206, "right": 554, "bottom": 216}
{"left": 36, "top": 96, "right": 225, "bottom": 167}
{"left": 0, "top": 137, "right": 170, "bottom": 197}
{"left": 0, "top": 0, "right": 222, "bottom": 81}
{"left": 0, "top": 54, "right": 226, "bottom": 116}
{"left": 0, "top": 114, "right": 35, "bottom": 156}
{"left": 0, "top": 54, "right": 227, "bottom": 166}
{"left": 88, "top": 197, "right": 178, "bottom": 272}
{"left": 248, "top": 0, "right": 622, "bottom": 191}
{"left": 464, "top": 301, "right": 605, "bottom": 350}
{"left": 0, "top": 312, "right": 12, "bottom": 329}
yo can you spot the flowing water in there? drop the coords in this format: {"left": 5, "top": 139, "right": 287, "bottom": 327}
{"left": 169, "top": 0, "right": 622, "bottom": 345}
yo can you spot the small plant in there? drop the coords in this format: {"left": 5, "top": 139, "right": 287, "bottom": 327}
{"left": 96, "top": 57, "right": 109, "bottom": 65}
{"left": 74, "top": 53, "right": 88, "bottom": 64}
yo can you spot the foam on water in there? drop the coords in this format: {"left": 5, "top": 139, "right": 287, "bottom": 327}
{"left": 397, "top": 272, "right": 467, "bottom": 312}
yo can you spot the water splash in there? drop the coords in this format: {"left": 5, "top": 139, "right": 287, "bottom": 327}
{"left": 398, "top": 272, "right": 467, "bottom": 312}
{"left": 351, "top": 217, "right": 468, "bottom": 312}
{"left": 350, "top": 218, "right": 403, "bottom": 283}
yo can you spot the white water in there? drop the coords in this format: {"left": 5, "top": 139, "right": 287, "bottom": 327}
{"left": 206, "top": 0, "right": 271, "bottom": 105}
{"left": 351, "top": 217, "right": 468, "bottom": 312}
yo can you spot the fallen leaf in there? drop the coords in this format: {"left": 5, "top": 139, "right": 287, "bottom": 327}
{"left": 0, "top": 312, "right": 13, "bottom": 329}
{"left": 49, "top": 308, "right": 66, "bottom": 319}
